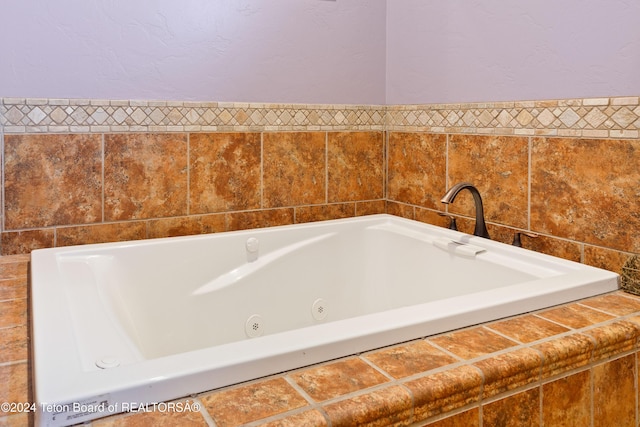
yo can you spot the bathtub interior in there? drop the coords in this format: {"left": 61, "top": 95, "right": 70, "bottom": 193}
{"left": 56, "top": 216, "right": 565, "bottom": 363}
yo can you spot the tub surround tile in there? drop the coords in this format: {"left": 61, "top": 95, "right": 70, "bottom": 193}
{"left": 364, "top": 340, "right": 458, "bottom": 379}
{"left": 263, "top": 132, "right": 326, "bottom": 208}
{"left": 414, "top": 207, "right": 450, "bottom": 229}
{"left": 201, "top": 378, "right": 308, "bottom": 427}
{"left": 0, "top": 363, "right": 30, "bottom": 416}
{"left": 534, "top": 334, "right": 595, "bottom": 379}
{"left": 0, "top": 278, "right": 28, "bottom": 301}
{"left": 531, "top": 137, "right": 640, "bottom": 253}
{"left": 259, "top": 409, "right": 327, "bottom": 427}
{"left": 481, "top": 387, "right": 540, "bottom": 427}
{"left": 404, "top": 365, "right": 483, "bottom": 421}
{"left": 593, "top": 354, "right": 636, "bottom": 427}
{"left": 4, "top": 134, "right": 102, "bottom": 229}
{"left": 579, "top": 292, "right": 640, "bottom": 316}
{"left": 92, "top": 399, "right": 208, "bottom": 427}
{"left": 147, "top": 214, "right": 226, "bottom": 239}
{"left": 104, "top": 133, "right": 188, "bottom": 221}
{"left": 487, "top": 315, "right": 571, "bottom": 343}
{"left": 327, "top": 131, "right": 384, "bottom": 203}
{"left": 355, "top": 200, "right": 386, "bottom": 216}
{"left": 294, "top": 203, "right": 356, "bottom": 224}
{"left": 585, "top": 245, "right": 631, "bottom": 274}
{"left": 473, "top": 348, "right": 542, "bottom": 398}
{"left": 1, "top": 229, "right": 55, "bottom": 255}
{"left": 428, "top": 327, "right": 518, "bottom": 360}
{"left": 447, "top": 135, "right": 529, "bottom": 229}
{"left": 425, "top": 408, "right": 479, "bottom": 427}
{"left": 0, "top": 299, "right": 26, "bottom": 329}
{"left": 537, "top": 303, "right": 615, "bottom": 329}
{"left": 387, "top": 133, "right": 447, "bottom": 209}
{"left": 584, "top": 321, "right": 640, "bottom": 361}
{"left": 57, "top": 222, "right": 147, "bottom": 247}
{"left": 321, "top": 385, "right": 413, "bottom": 427}
{"left": 225, "top": 208, "right": 294, "bottom": 232}
{"left": 189, "top": 133, "right": 261, "bottom": 214}
{"left": 0, "top": 326, "right": 28, "bottom": 364}
{"left": 542, "top": 370, "right": 591, "bottom": 427}
{"left": 289, "top": 358, "right": 389, "bottom": 402}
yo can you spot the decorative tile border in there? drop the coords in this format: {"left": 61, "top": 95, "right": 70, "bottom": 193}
{"left": 387, "top": 96, "right": 640, "bottom": 138}
{"left": 1, "top": 96, "right": 638, "bottom": 136}
{"left": 0, "top": 98, "right": 385, "bottom": 133}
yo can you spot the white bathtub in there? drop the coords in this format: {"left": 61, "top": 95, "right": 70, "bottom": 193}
{"left": 31, "top": 214, "right": 618, "bottom": 426}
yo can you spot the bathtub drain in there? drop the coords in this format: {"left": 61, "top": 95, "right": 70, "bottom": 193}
{"left": 245, "top": 314, "right": 264, "bottom": 338}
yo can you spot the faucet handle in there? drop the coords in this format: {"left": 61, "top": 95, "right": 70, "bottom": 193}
{"left": 512, "top": 231, "right": 539, "bottom": 247}
{"left": 438, "top": 212, "right": 458, "bottom": 231}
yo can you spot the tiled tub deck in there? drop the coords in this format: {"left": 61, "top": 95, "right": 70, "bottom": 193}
{"left": 2, "top": 254, "right": 639, "bottom": 426}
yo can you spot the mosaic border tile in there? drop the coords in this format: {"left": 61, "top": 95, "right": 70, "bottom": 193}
{"left": 1, "top": 96, "right": 638, "bottom": 136}
{"left": 0, "top": 99, "right": 385, "bottom": 133}
{"left": 386, "top": 96, "right": 640, "bottom": 138}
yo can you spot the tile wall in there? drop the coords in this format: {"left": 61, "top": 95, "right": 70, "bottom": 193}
{"left": 2, "top": 96, "right": 638, "bottom": 274}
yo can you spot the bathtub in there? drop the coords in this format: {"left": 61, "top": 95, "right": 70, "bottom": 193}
{"left": 30, "top": 214, "right": 618, "bottom": 426}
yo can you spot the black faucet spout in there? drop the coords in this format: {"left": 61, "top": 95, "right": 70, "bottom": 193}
{"left": 441, "top": 182, "right": 491, "bottom": 239}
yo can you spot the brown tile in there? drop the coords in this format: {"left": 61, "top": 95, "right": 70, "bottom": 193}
{"left": 0, "top": 326, "right": 28, "bottom": 364}
{"left": 0, "top": 413, "right": 31, "bottom": 426}
{"left": 364, "top": 340, "right": 457, "bottom": 379}
{"left": 580, "top": 293, "right": 640, "bottom": 316}
{"left": 584, "top": 321, "right": 640, "bottom": 361}
{"left": 189, "top": 133, "right": 261, "bottom": 214}
{"left": 322, "top": 385, "right": 412, "bottom": 427}
{"left": 104, "top": 133, "right": 188, "bottom": 221}
{"left": 147, "top": 214, "right": 226, "bottom": 239}
{"left": 481, "top": 387, "right": 540, "bottom": 427}
{"left": 0, "top": 278, "right": 28, "bottom": 301}
{"left": 428, "top": 327, "right": 518, "bottom": 360}
{"left": 542, "top": 370, "right": 591, "bottom": 427}
{"left": 328, "top": 132, "right": 384, "bottom": 203}
{"left": 201, "top": 378, "right": 307, "bottom": 427}
{"left": 448, "top": 135, "right": 529, "bottom": 229}
{"left": 473, "top": 348, "right": 541, "bottom": 399}
{"left": 92, "top": 399, "right": 207, "bottom": 426}
{"left": 294, "top": 204, "right": 354, "bottom": 224}
{"left": 259, "top": 409, "right": 327, "bottom": 427}
{"left": 0, "top": 299, "right": 27, "bottom": 328}
{"left": 386, "top": 202, "right": 414, "bottom": 220}
{"left": 593, "top": 354, "right": 635, "bottom": 427}
{"left": 387, "top": 132, "right": 446, "bottom": 209}
{"left": 425, "top": 408, "right": 479, "bottom": 427}
{"left": 355, "top": 200, "right": 386, "bottom": 216}
{"left": 57, "top": 222, "right": 147, "bottom": 247}
{"left": 226, "top": 209, "right": 294, "bottom": 232}
{"left": 414, "top": 208, "right": 450, "bottom": 229}
{"left": 531, "top": 137, "right": 640, "bottom": 253}
{"left": 584, "top": 245, "right": 629, "bottom": 272}
{"left": 520, "top": 234, "right": 582, "bottom": 263}
{"left": 0, "top": 363, "right": 30, "bottom": 414}
{"left": 537, "top": 303, "right": 614, "bottom": 329}
{"left": 404, "top": 365, "right": 482, "bottom": 422}
{"left": 263, "top": 132, "right": 326, "bottom": 208}
{"left": 4, "top": 134, "right": 102, "bottom": 228}
{"left": 289, "top": 358, "right": 389, "bottom": 402}
{"left": 1, "top": 229, "right": 55, "bottom": 255}
{"left": 0, "top": 257, "right": 29, "bottom": 281}
{"left": 488, "top": 315, "right": 570, "bottom": 343}
{"left": 534, "top": 333, "right": 594, "bottom": 379}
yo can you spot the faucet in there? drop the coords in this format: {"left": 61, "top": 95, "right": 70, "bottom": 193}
{"left": 440, "top": 182, "right": 491, "bottom": 239}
